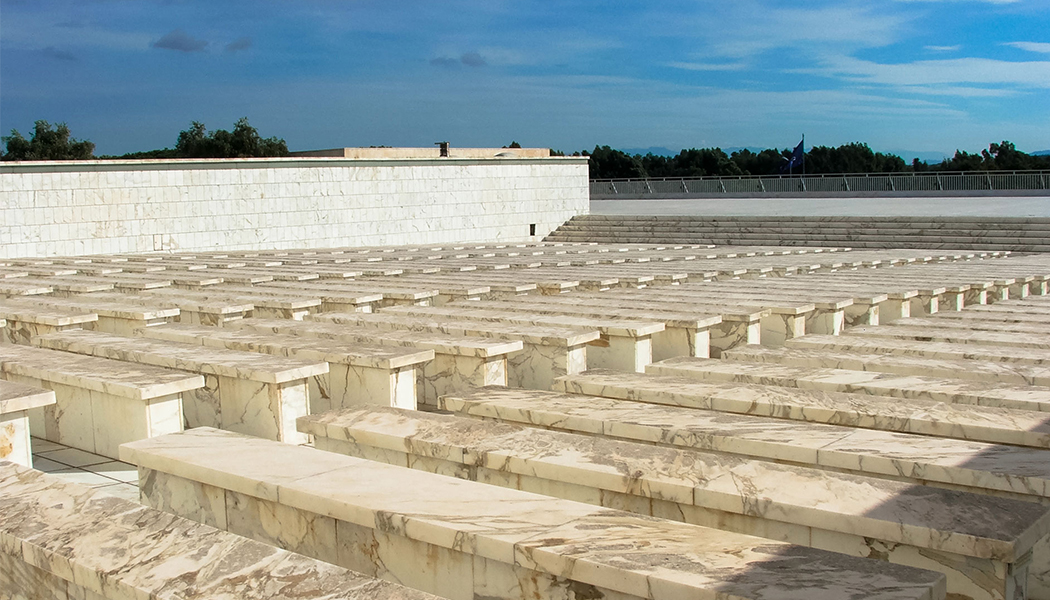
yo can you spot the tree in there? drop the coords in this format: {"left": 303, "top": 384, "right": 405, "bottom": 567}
{"left": 174, "top": 118, "right": 288, "bottom": 158}
{"left": 1, "top": 120, "right": 95, "bottom": 161}
{"left": 588, "top": 145, "right": 647, "bottom": 179}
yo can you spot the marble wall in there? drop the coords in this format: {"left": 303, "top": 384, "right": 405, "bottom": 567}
{"left": 0, "top": 157, "right": 589, "bottom": 258}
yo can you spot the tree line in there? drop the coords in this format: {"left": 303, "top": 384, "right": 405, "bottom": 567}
{"left": 573, "top": 141, "right": 1050, "bottom": 180}
{"left": 1, "top": 118, "right": 288, "bottom": 161}
{"left": 3, "top": 120, "right": 1047, "bottom": 180}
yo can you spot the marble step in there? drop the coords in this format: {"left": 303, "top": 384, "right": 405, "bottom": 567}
{"left": 4, "top": 295, "right": 178, "bottom": 336}
{"left": 225, "top": 317, "right": 520, "bottom": 406}
{"left": 121, "top": 427, "right": 948, "bottom": 600}
{"left": 32, "top": 329, "right": 328, "bottom": 444}
{"left": 0, "top": 462, "right": 438, "bottom": 600}
{"left": 308, "top": 311, "right": 596, "bottom": 390}
{"left": 0, "top": 378, "right": 55, "bottom": 467}
{"left": 846, "top": 323, "right": 1050, "bottom": 350}
{"left": 300, "top": 406, "right": 1047, "bottom": 600}
{"left": 891, "top": 315, "right": 1050, "bottom": 335}
{"left": 553, "top": 369, "right": 1050, "bottom": 449}
{"left": 141, "top": 286, "right": 322, "bottom": 319}
{"left": 82, "top": 291, "right": 255, "bottom": 326}
{"left": 721, "top": 345, "right": 1050, "bottom": 387}
{"left": 137, "top": 323, "right": 433, "bottom": 412}
{"left": 647, "top": 356, "right": 1050, "bottom": 413}
{"left": 0, "top": 302, "right": 98, "bottom": 344}
{"left": 786, "top": 334, "right": 1050, "bottom": 365}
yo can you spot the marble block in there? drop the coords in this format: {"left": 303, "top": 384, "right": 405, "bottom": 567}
{"left": 143, "top": 287, "right": 321, "bottom": 320}
{"left": 138, "top": 324, "right": 431, "bottom": 412}
{"left": 0, "top": 379, "right": 55, "bottom": 467}
{"left": 32, "top": 329, "right": 325, "bottom": 444}
{"left": 786, "top": 334, "right": 1050, "bottom": 366}
{"left": 722, "top": 345, "right": 1050, "bottom": 387}
{"left": 10, "top": 295, "right": 180, "bottom": 336}
{"left": 83, "top": 291, "right": 255, "bottom": 327}
{"left": 393, "top": 302, "right": 666, "bottom": 372}
{"left": 0, "top": 461, "right": 440, "bottom": 600}
{"left": 1, "top": 308, "right": 97, "bottom": 345}
{"left": 310, "top": 311, "right": 596, "bottom": 390}
{"left": 122, "top": 427, "right": 947, "bottom": 600}
{"left": 646, "top": 356, "right": 1050, "bottom": 413}
{"left": 300, "top": 406, "right": 1049, "bottom": 600}
{"left": 848, "top": 323, "right": 1050, "bottom": 350}
{"left": 553, "top": 369, "right": 1050, "bottom": 449}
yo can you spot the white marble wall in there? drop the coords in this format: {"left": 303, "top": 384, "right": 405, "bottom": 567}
{"left": 0, "top": 157, "right": 589, "bottom": 258}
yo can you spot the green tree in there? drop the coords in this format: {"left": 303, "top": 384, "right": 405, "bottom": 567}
{"left": 174, "top": 118, "right": 288, "bottom": 158}
{"left": 1, "top": 120, "right": 95, "bottom": 161}
{"left": 588, "top": 145, "right": 647, "bottom": 179}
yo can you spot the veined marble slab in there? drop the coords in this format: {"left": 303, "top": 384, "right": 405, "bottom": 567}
{"left": 786, "top": 334, "right": 1050, "bottom": 365}
{"left": 226, "top": 318, "right": 519, "bottom": 406}
{"left": 300, "top": 406, "right": 1046, "bottom": 600}
{"left": 553, "top": 369, "right": 1050, "bottom": 449}
{"left": 142, "top": 287, "right": 320, "bottom": 319}
{"left": 4, "top": 295, "right": 179, "bottom": 336}
{"left": 647, "top": 356, "right": 1050, "bottom": 413}
{"left": 391, "top": 302, "right": 663, "bottom": 372}
{"left": 83, "top": 291, "right": 255, "bottom": 325}
{"left": 847, "top": 323, "right": 1050, "bottom": 350}
{"left": 0, "top": 279, "right": 55, "bottom": 296}
{"left": 0, "top": 378, "right": 55, "bottom": 467}
{"left": 32, "top": 329, "right": 326, "bottom": 443}
{"left": 891, "top": 316, "right": 1050, "bottom": 336}
{"left": 0, "top": 462, "right": 440, "bottom": 600}
{"left": 309, "top": 311, "right": 596, "bottom": 389}
{"left": 122, "top": 427, "right": 947, "bottom": 600}
{"left": 436, "top": 386, "right": 1050, "bottom": 500}
{"left": 138, "top": 323, "right": 431, "bottom": 411}
{"left": 9, "top": 276, "right": 116, "bottom": 294}
{"left": 1, "top": 303, "right": 97, "bottom": 345}
{"left": 722, "top": 345, "right": 1050, "bottom": 387}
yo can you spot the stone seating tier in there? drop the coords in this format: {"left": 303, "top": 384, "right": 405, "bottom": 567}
{"left": 225, "top": 318, "right": 520, "bottom": 405}
{"left": 722, "top": 345, "right": 1050, "bottom": 387}
{"left": 137, "top": 323, "right": 433, "bottom": 412}
{"left": 0, "top": 378, "right": 56, "bottom": 467}
{"left": 647, "top": 356, "right": 1050, "bottom": 413}
{"left": 120, "top": 427, "right": 949, "bottom": 600}
{"left": 308, "top": 311, "right": 598, "bottom": 390}
{"left": 847, "top": 323, "right": 1050, "bottom": 350}
{"left": 140, "top": 287, "right": 321, "bottom": 319}
{"left": 1, "top": 303, "right": 98, "bottom": 344}
{"left": 0, "top": 344, "right": 203, "bottom": 459}
{"left": 0, "top": 462, "right": 440, "bottom": 600}
{"left": 553, "top": 369, "right": 1050, "bottom": 449}
{"left": 82, "top": 291, "right": 255, "bottom": 326}
{"left": 299, "top": 406, "right": 1047, "bottom": 600}
{"left": 31, "top": 329, "right": 328, "bottom": 444}
{"left": 785, "top": 334, "right": 1050, "bottom": 365}
{"left": 385, "top": 303, "right": 666, "bottom": 372}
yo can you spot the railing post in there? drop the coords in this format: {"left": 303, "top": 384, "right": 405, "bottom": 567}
{"left": 682, "top": 178, "right": 689, "bottom": 193}
{"left": 843, "top": 176, "right": 850, "bottom": 192}
{"left": 719, "top": 178, "right": 726, "bottom": 193}
{"left": 986, "top": 174, "right": 993, "bottom": 190}
{"left": 645, "top": 180, "right": 653, "bottom": 194}
{"left": 610, "top": 182, "right": 618, "bottom": 195}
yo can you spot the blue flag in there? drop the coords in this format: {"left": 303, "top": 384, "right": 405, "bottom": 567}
{"left": 780, "top": 138, "right": 805, "bottom": 174}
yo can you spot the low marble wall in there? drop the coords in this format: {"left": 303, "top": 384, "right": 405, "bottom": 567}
{"left": 0, "top": 156, "right": 589, "bottom": 259}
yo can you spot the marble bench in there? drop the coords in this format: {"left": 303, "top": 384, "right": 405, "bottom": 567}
{"left": 0, "top": 378, "right": 55, "bottom": 467}
{"left": 142, "top": 287, "right": 320, "bottom": 320}
{"left": 785, "top": 334, "right": 1050, "bottom": 366}
{"left": 0, "top": 344, "right": 202, "bottom": 459}
{"left": 0, "top": 462, "right": 439, "bottom": 600}
{"left": 13, "top": 295, "right": 179, "bottom": 336}
{"left": 82, "top": 291, "right": 255, "bottom": 326}
{"left": 0, "top": 279, "right": 54, "bottom": 298}
{"left": 1, "top": 304, "right": 97, "bottom": 344}
{"left": 469, "top": 294, "right": 762, "bottom": 359}
{"left": 263, "top": 280, "right": 438, "bottom": 306}
{"left": 225, "top": 282, "right": 384, "bottom": 313}
{"left": 663, "top": 284, "right": 853, "bottom": 336}
{"left": 309, "top": 311, "right": 597, "bottom": 390}
{"left": 553, "top": 368, "right": 1050, "bottom": 449}
{"left": 31, "top": 330, "right": 327, "bottom": 444}
{"left": 7, "top": 276, "right": 115, "bottom": 296}
{"left": 121, "top": 427, "right": 947, "bottom": 600}
{"left": 721, "top": 345, "right": 1050, "bottom": 387}
{"left": 847, "top": 323, "right": 1050, "bottom": 350}
{"left": 225, "top": 318, "right": 520, "bottom": 407}
{"left": 300, "top": 406, "right": 1046, "bottom": 600}
{"left": 883, "top": 315, "right": 1050, "bottom": 335}
{"left": 436, "top": 385, "right": 1050, "bottom": 597}
{"left": 424, "top": 302, "right": 666, "bottom": 371}
{"left": 269, "top": 279, "right": 487, "bottom": 307}
{"left": 582, "top": 288, "right": 817, "bottom": 345}
{"left": 138, "top": 323, "right": 432, "bottom": 412}
{"left": 646, "top": 356, "right": 1050, "bottom": 413}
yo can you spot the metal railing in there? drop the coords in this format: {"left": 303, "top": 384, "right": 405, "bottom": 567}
{"left": 591, "top": 171, "right": 1050, "bottom": 197}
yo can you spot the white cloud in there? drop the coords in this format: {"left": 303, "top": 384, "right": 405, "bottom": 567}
{"left": 807, "top": 55, "right": 1050, "bottom": 88}
{"left": 1004, "top": 41, "right": 1050, "bottom": 53}
{"left": 666, "top": 61, "right": 748, "bottom": 72}
{"left": 925, "top": 45, "right": 961, "bottom": 52}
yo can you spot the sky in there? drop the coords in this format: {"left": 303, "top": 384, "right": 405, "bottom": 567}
{"left": 1, "top": 1, "right": 1049, "bottom": 159}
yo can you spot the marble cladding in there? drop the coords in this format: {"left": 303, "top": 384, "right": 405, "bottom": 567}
{"left": 122, "top": 427, "right": 948, "bottom": 600}
{"left": 0, "top": 461, "right": 440, "bottom": 600}
{"left": 0, "top": 158, "right": 589, "bottom": 258}
{"left": 299, "top": 406, "right": 1049, "bottom": 600}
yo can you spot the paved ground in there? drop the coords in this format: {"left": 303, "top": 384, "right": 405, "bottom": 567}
{"left": 591, "top": 195, "right": 1050, "bottom": 217}
{"left": 30, "top": 437, "right": 141, "bottom": 503}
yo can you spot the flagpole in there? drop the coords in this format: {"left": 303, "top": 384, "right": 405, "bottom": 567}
{"left": 802, "top": 134, "right": 805, "bottom": 176}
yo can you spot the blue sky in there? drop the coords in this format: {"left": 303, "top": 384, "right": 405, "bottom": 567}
{"left": 2, "top": 1, "right": 1048, "bottom": 159}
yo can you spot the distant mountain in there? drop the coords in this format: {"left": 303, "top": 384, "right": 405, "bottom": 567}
{"left": 1032, "top": 150, "right": 1050, "bottom": 156}
{"left": 619, "top": 147, "right": 680, "bottom": 157}
{"left": 884, "top": 150, "right": 951, "bottom": 164}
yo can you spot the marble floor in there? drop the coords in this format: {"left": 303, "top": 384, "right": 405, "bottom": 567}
{"left": 29, "top": 436, "right": 141, "bottom": 503}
